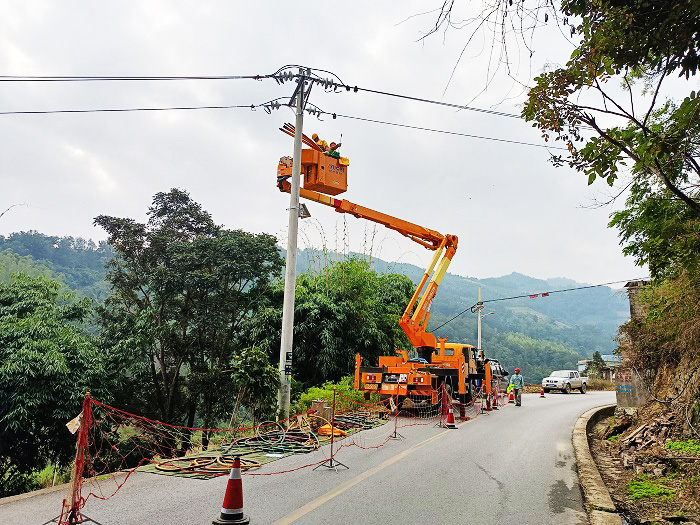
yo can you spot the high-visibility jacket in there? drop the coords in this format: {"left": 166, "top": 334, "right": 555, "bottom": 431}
{"left": 510, "top": 373, "right": 524, "bottom": 390}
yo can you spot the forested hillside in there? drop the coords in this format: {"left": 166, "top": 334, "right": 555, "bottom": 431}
{"left": 0, "top": 197, "right": 630, "bottom": 498}
{"left": 0, "top": 232, "right": 113, "bottom": 299}
{"left": 0, "top": 233, "right": 628, "bottom": 384}
{"left": 296, "top": 248, "right": 629, "bottom": 382}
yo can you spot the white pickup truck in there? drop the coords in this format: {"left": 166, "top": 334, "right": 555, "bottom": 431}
{"left": 541, "top": 370, "right": 587, "bottom": 394}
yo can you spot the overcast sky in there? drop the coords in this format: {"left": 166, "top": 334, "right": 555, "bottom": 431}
{"left": 0, "top": 1, "right": 647, "bottom": 286}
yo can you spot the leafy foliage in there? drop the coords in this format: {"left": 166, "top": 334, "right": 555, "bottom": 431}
{"left": 95, "top": 189, "right": 284, "bottom": 439}
{"left": 665, "top": 439, "right": 700, "bottom": 456}
{"left": 230, "top": 347, "right": 279, "bottom": 425}
{"left": 0, "top": 232, "right": 114, "bottom": 299}
{"left": 518, "top": 0, "right": 700, "bottom": 278}
{"left": 620, "top": 271, "right": 700, "bottom": 373}
{"left": 584, "top": 351, "right": 607, "bottom": 379}
{"left": 293, "top": 376, "right": 375, "bottom": 414}
{"left": 0, "top": 249, "right": 57, "bottom": 284}
{"left": 247, "top": 257, "right": 414, "bottom": 388}
{"left": 609, "top": 183, "right": 700, "bottom": 279}
{"left": 0, "top": 275, "right": 105, "bottom": 496}
{"left": 627, "top": 474, "right": 674, "bottom": 501}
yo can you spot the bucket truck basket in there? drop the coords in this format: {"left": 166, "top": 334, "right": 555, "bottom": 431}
{"left": 277, "top": 149, "right": 348, "bottom": 196}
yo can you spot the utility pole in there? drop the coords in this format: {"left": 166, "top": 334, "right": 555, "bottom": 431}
{"left": 277, "top": 69, "right": 309, "bottom": 421}
{"left": 476, "top": 287, "right": 484, "bottom": 355}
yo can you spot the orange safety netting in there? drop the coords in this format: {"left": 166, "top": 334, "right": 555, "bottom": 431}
{"left": 56, "top": 383, "right": 495, "bottom": 523}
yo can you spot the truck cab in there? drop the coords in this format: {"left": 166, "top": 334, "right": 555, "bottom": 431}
{"left": 355, "top": 342, "right": 486, "bottom": 406}
{"left": 541, "top": 370, "right": 588, "bottom": 394}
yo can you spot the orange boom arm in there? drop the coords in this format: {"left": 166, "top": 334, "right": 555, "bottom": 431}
{"left": 277, "top": 178, "right": 458, "bottom": 351}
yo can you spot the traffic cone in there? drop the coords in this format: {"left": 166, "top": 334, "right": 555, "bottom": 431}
{"left": 508, "top": 391, "right": 515, "bottom": 403}
{"left": 540, "top": 388, "right": 546, "bottom": 398}
{"left": 213, "top": 456, "right": 250, "bottom": 525}
{"left": 445, "top": 407, "right": 457, "bottom": 429}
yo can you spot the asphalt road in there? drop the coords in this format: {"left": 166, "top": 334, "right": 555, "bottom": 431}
{"left": 1, "top": 390, "right": 616, "bottom": 525}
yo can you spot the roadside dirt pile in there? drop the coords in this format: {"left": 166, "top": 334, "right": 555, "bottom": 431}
{"left": 591, "top": 360, "right": 700, "bottom": 525}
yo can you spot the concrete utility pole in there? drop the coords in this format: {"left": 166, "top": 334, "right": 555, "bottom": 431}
{"left": 277, "top": 70, "right": 307, "bottom": 421}
{"left": 476, "top": 287, "right": 483, "bottom": 353}
{"left": 476, "top": 287, "right": 495, "bottom": 356}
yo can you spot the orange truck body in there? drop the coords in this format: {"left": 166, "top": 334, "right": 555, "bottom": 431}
{"left": 277, "top": 144, "right": 488, "bottom": 406}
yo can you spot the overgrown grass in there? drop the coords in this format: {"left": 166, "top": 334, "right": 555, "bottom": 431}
{"left": 586, "top": 378, "right": 615, "bottom": 390}
{"left": 29, "top": 464, "right": 72, "bottom": 490}
{"left": 627, "top": 474, "right": 674, "bottom": 501}
{"left": 665, "top": 439, "right": 700, "bottom": 455}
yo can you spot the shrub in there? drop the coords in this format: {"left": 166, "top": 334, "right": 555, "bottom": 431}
{"left": 293, "top": 376, "right": 378, "bottom": 414}
{"left": 586, "top": 378, "right": 615, "bottom": 390}
{"left": 665, "top": 439, "right": 700, "bottom": 455}
{"left": 627, "top": 474, "right": 674, "bottom": 501}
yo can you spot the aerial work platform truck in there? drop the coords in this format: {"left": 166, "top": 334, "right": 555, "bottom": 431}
{"left": 277, "top": 125, "right": 499, "bottom": 408}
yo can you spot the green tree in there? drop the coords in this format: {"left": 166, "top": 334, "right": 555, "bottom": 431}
{"left": 608, "top": 184, "right": 700, "bottom": 278}
{"left": 586, "top": 351, "right": 607, "bottom": 379}
{"left": 0, "top": 249, "right": 57, "bottom": 284}
{"left": 0, "top": 232, "right": 114, "bottom": 299}
{"left": 424, "top": 1, "right": 700, "bottom": 275}
{"left": 0, "top": 275, "right": 104, "bottom": 496}
{"left": 95, "top": 189, "right": 283, "bottom": 446}
{"left": 229, "top": 347, "right": 279, "bottom": 427}
{"left": 247, "top": 258, "right": 414, "bottom": 387}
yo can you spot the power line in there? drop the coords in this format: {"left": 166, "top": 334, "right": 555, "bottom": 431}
{"left": 0, "top": 74, "right": 271, "bottom": 82}
{"left": 0, "top": 97, "right": 560, "bottom": 151}
{"left": 326, "top": 112, "right": 565, "bottom": 150}
{"left": 0, "top": 67, "right": 523, "bottom": 121}
{"left": 322, "top": 82, "right": 522, "bottom": 119}
{"left": 431, "top": 277, "right": 650, "bottom": 331}
{"left": 0, "top": 99, "right": 286, "bottom": 116}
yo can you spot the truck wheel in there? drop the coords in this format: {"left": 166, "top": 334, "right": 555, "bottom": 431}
{"left": 564, "top": 383, "right": 571, "bottom": 394}
{"left": 580, "top": 383, "right": 586, "bottom": 394}
{"left": 543, "top": 388, "right": 550, "bottom": 394}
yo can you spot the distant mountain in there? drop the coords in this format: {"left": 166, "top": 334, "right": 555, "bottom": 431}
{"left": 0, "top": 234, "right": 631, "bottom": 384}
{"left": 295, "top": 249, "right": 631, "bottom": 382}
{"left": 0, "top": 231, "right": 113, "bottom": 300}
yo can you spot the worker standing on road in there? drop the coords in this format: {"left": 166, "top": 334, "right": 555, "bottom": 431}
{"left": 510, "top": 368, "right": 524, "bottom": 406}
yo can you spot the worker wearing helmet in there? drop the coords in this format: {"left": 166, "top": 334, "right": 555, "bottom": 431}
{"left": 510, "top": 367, "right": 524, "bottom": 406}
{"left": 311, "top": 133, "right": 329, "bottom": 152}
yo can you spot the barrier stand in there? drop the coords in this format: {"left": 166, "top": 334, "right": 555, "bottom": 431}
{"left": 434, "top": 385, "right": 449, "bottom": 428}
{"left": 313, "top": 388, "right": 348, "bottom": 472}
{"left": 389, "top": 395, "right": 405, "bottom": 440}
{"left": 480, "top": 386, "right": 490, "bottom": 415}
{"left": 46, "top": 392, "right": 102, "bottom": 525}
{"left": 457, "top": 402, "right": 468, "bottom": 422}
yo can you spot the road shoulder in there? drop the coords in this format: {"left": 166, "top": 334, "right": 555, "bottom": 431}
{"left": 572, "top": 403, "right": 622, "bottom": 525}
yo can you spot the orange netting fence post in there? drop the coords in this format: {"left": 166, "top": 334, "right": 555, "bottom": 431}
{"left": 59, "top": 391, "right": 92, "bottom": 525}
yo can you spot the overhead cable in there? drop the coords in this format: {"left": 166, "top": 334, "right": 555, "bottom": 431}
{"left": 431, "top": 277, "right": 650, "bottom": 331}
{"left": 0, "top": 99, "right": 286, "bottom": 116}
{"left": 325, "top": 112, "right": 566, "bottom": 150}
{"left": 0, "top": 74, "right": 272, "bottom": 82}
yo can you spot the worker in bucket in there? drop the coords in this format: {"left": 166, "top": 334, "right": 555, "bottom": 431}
{"left": 510, "top": 367, "right": 524, "bottom": 406}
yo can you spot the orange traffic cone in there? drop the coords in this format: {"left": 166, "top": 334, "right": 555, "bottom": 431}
{"left": 213, "top": 456, "right": 250, "bottom": 525}
{"left": 508, "top": 391, "right": 515, "bottom": 403}
{"left": 446, "top": 407, "right": 457, "bottom": 429}
{"left": 540, "top": 388, "right": 546, "bottom": 398}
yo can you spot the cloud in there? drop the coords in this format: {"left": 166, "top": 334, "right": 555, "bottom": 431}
{"left": 0, "top": 1, "right": 644, "bottom": 283}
